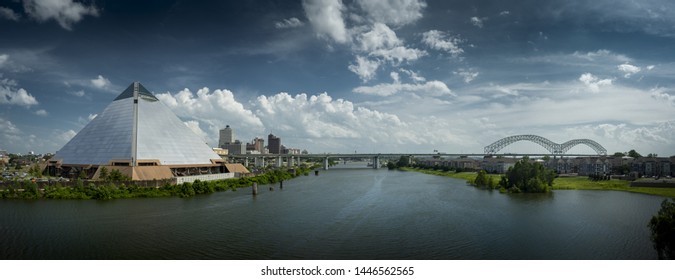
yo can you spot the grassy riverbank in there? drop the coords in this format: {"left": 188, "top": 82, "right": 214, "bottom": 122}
{"left": 400, "top": 167, "right": 675, "bottom": 198}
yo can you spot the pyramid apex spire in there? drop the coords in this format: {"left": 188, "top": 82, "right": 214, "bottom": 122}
{"left": 114, "top": 81, "right": 158, "bottom": 101}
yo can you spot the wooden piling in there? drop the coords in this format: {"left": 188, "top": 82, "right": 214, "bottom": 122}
{"left": 252, "top": 182, "right": 258, "bottom": 196}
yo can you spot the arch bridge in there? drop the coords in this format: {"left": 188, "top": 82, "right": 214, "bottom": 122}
{"left": 484, "top": 135, "right": 607, "bottom": 155}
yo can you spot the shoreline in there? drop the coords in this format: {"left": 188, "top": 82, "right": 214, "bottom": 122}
{"left": 399, "top": 167, "right": 675, "bottom": 198}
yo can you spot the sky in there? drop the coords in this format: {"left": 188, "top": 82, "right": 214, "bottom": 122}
{"left": 1, "top": 0, "right": 675, "bottom": 156}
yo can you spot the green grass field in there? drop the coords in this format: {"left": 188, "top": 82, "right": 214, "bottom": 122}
{"left": 400, "top": 167, "right": 675, "bottom": 198}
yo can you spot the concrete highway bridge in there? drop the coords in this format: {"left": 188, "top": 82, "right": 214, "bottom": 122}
{"left": 223, "top": 135, "right": 608, "bottom": 170}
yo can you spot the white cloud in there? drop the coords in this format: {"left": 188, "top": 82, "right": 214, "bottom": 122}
{"left": 470, "top": 17, "right": 484, "bottom": 28}
{"left": 617, "top": 63, "right": 641, "bottom": 78}
{"left": 572, "top": 49, "right": 631, "bottom": 63}
{"left": 353, "top": 79, "right": 452, "bottom": 97}
{"left": 90, "top": 75, "right": 111, "bottom": 90}
{"left": 370, "top": 46, "right": 427, "bottom": 64}
{"left": 35, "top": 109, "right": 48, "bottom": 116}
{"left": 348, "top": 56, "right": 380, "bottom": 82}
{"left": 646, "top": 65, "right": 655, "bottom": 70}
{"left": 0, "top": 7, "right": 20, "bottom": 21}
{"left": 578, "top": 73, "right": 613, "bottom": 93}
{"left": 0, "top": 76, "right": 39, "bottom": 107}
{"left": 355, "top": 0, "right": 426, "bottom": 27}
{"left": 650, "top": 87, "right": 675, "bottom": 106}
{"left": 399, "top": 68, "right": 426, "bottom": 82}
{"left": 354, "top": 23, "right": 426, "bottom": 65}
{"left": 454, "top": 69, "right": 479, "bottom": 83}
{"left": 422, "top": 30, "right": 464, "bottom": 57}
{"left": 56, "top": 129, "right": 77, "bottom": 143}
{"left": 183, "top": 120, "right": 210, "bottom": 143}
{"left": 302, "top": 0, "right": 349, "bottom": 43}
{"left": 156, "top": 87, "right": 264, "bottom": 145}
{"left": 275, "top": 17, "right": 304, "bottom": 29}
{"left": 355, "top": 23, "right": 400, "bottom": 52}
{"left": 71, "top": 90, "right": 85, "bottom": 97}
{"left": 88, "top": 113, "right": 97, "bottom": 121}
{"left": 22, "top": 0, "right": 99, "bottom": 30}
{"left": 499, "top": 11, "right": 510, "bottom": 16}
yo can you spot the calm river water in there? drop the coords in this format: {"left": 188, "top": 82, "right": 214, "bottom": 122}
{"left": 0, "top": 165, "right": 664, "bottom": 259}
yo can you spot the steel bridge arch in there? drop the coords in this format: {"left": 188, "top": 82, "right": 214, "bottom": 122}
{"left": 484, "top": 135, "right": 607, "bottom": 155}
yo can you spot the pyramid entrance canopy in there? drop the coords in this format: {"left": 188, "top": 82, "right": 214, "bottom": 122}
{"left": 52, "top": 82, "right": 223, "bottom": 168}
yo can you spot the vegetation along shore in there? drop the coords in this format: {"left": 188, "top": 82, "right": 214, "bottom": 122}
{"left": 400, "top": 167, "right": 675, "bottom": 198}
{"left": 0, "top": 166, "right": 316, "bottom": 200}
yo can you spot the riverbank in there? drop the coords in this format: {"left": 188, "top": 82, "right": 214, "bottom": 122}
{"left": 399, "top": 167, "right": 675, "bottom": 198}
{"left": 0, "top": 166, "right": 316, "bottom": 200}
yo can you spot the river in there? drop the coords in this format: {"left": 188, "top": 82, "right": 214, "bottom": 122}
{"left": 0, "top": 165, "right": 664, "bottom": 259}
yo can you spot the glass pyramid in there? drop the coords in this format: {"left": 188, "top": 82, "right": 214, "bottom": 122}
{"left": 52, "top": 82, "right": 221, "bottom": 166}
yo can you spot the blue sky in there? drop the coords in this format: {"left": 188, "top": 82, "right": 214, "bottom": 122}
{"left": 1, "top": 0, "right": 674, "bottom": 156}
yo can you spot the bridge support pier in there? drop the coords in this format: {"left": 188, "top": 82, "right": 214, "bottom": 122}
{"left": 276, "top": 156, "right": 282, "bottom": 168}
{"left": 372, "top": 156, "right": 380, "bottom": 169}
{"left": 323, "top": 157, "right": 329, "bottom": 170}
{"left": 287, "top": 156, "right": 293, "bottom": 168}
{"left": 244, "top": 157, "right": 249, "bottom": 167}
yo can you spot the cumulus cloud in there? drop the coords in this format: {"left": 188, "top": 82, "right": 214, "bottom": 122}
{"left": 348, "top": 56, "right": 380, "bottom": 82}
{"left": 650, "top": 87, "right": 675, "bottom": 106}
{"left": 0, "top": 7, "right": 20, "bottom": 21}
{"left": 0, "top": 75, "right": 39, "bottom": 107}
{"left": 156, "top": 87, "right": 264, "bottom": 144}
{"left": 56, "top": 129, "right": 77, "bottom": 143}
{"left": 90, "top": 75, "right": 111, "bottom": 90}
{"left": 470, "top": 17, "right": 484, "bottom": 28}
{"left": 183, "top": 120, "right": 210, "bottom": 143}
{"left": 499, "top": 11, "right": 510, "bottom": 16}
{"left": 354, "top": 23, "right": 426, "bottom": 65}
{"left": 302, "top": 0, "right": 349, "bottom": 43}
{"left": 422, "top": 30, "right": 464, "bottom": 57}
{"left": 35, "top": 109, "right": 48, "bottom": 116}
{"left": 353, "top": 79, "right": 452, "bottom": 97}
{"left": 578, "top": 73, "right": 613, "bottom": 93}
{"left": 454, "top": 69, "right": 479, "bottom": 83}
{"left": 22, "top": 0, "right": 99, "bottom": 30}
{"left": 355, "top": 0, "right": 426, "bottom": 27}
{"left": 275, "top": 17, "right": 304, "bottom": 29}
{"left": 617, "top": 63, "right": 641, "bottom": 78}
{"left": 565, "top": 121, "right": 675, "bottom": 155}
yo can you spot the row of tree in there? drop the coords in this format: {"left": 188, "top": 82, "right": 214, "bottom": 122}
{"left": 469, "top": 158, "right": 555, "bottom": 193}
{"left": 0, "top": 166, "right": 315, "bottom": 200}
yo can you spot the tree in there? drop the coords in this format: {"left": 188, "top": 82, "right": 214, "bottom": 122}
{"left": 627, "top": 149, "right": 642, "bottom": 158}
{"left": 647, "top": 153, "right": 658, "bottom": 158}
{"left": 28, "top": 164, "right": 43, "bottom": 178}
{"left": 613, "top": 152, "right": 626, "bottom": 157}
{"left": 498, "top": 158, "right": 555, "bottom": 193}
{"left": 108, "top": 169, "right": 130, "bottom": 181}
{"left": 99, "top": 167, "right": 109, "bottom": 181}
{"left": 473, "top": 170, "right": 490, "bottom": 188}
{"left": 649, "top": 199, "right": 675, "bottom": 259}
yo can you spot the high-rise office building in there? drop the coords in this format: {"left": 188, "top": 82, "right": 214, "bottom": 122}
{"left": 268, "top": 134, "right": 281, "bottom": 154}
{"left": 219, "top": 125, "right": 234, "bottom": 148}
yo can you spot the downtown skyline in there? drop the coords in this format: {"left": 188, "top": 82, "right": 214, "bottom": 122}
{"left": 1, "top": 0, "right": 675, "bottom": 156}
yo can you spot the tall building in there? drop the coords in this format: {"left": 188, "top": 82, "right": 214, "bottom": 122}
{"left": 253, "top": 137, "right": 264, "bottom": 153}
{"left": 223, "top": 140, "right": 246, "bottom": 155}
{"left": 268, "top": 134, "right": 281, "bottom": 154}
{"left": 219, "top": 125, "right": 234, "bottom": 148}
{"left": 48, "top": 82, "right": 228, "bottom": 180}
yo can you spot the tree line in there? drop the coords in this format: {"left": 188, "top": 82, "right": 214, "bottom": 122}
{"left": 0, "top": 166, "right": 315, "bottom": 200}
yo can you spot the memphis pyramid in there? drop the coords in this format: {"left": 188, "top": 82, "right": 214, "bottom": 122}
{"left": 49, "top": 82, "right": 226, "bottom": 180}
